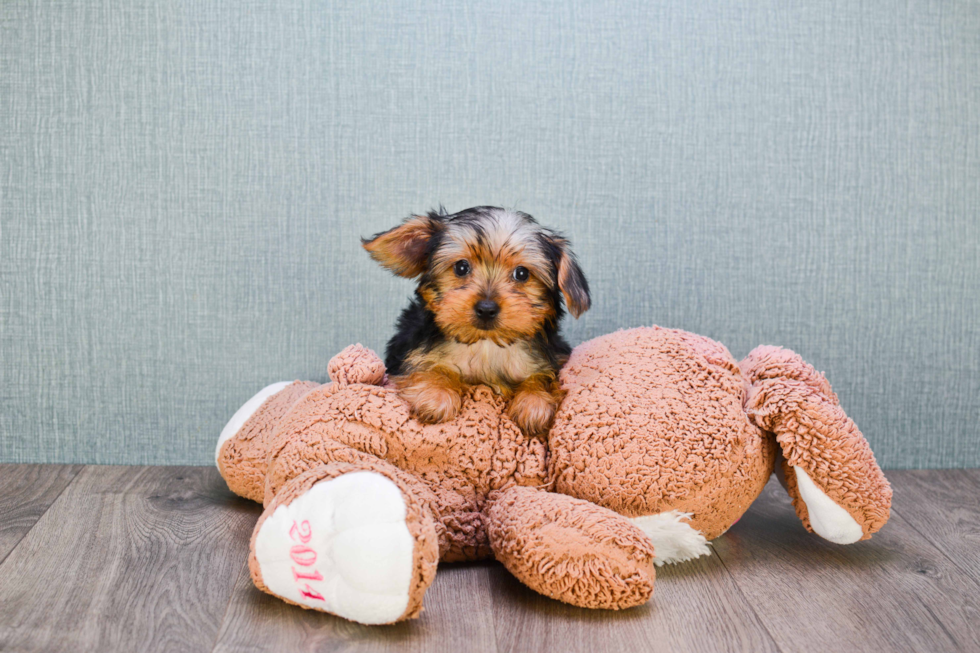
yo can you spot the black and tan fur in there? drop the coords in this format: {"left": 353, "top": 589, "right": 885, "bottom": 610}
{"left": 362, "top": 206, "right": 590, "bottom": 436}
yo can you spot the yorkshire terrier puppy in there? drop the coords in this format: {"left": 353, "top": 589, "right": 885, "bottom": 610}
{"left": 362, "top": 206, "right": 590, "bottom": 436}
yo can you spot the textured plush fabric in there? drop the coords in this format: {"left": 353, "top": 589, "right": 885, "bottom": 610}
{"left": 218, "top": 331, "right": 891, "bottom": 619}
{"left": 218, "top": 344, "right": 547, "bottom": 561}
{"left": 261, "top": 382, "right": 549, "bottom": 562}
{"left": 218, "top": 381, "right": 318, "bottom": 503}
{"left": 327, "top": 344, "right": 387, "bottom": 387}
{"left": 549, "top": 327, "right": 776, "bottom": 540}
{"left": 3, "top": 0, "right": 979, "bottom": 467}
{"left": 487, "top": 486, "right": 656, "bottom": 610}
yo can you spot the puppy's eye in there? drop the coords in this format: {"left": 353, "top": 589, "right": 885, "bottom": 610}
{"left": 512, "top": 266, "right": 529, "bottom": 282}
{"left": 453, "top": 260, "right": 471, "bottom": 277}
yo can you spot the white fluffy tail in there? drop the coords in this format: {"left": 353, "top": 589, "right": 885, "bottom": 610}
{"left": 629, "top": 511, "right": 711, "bottom": 566}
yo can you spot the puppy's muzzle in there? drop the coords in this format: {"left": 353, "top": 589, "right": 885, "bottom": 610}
{"left": 474, "top": 299, "right": 500, "bottom": 328}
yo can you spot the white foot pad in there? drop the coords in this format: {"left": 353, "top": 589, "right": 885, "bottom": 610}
{"left": 253, "top": 471, "right": 416, "bottom": 624}
{"left": 216, "top": 381, "right": 291, "bottom": 464}
{"left": 793, "top": 466, "right": 863, "bottom": 544}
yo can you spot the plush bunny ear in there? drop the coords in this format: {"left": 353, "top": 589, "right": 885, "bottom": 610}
{"left": 544, "top": 234, "right": 591, "bottom": 318}
{"left": 362, "top": 213, "right": 445, "bottom": 278}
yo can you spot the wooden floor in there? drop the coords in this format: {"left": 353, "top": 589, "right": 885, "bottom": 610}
{"left": 0, "top": 467, "right": 977, "bottom": 653}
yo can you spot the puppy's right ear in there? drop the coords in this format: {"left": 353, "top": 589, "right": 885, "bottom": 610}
{"left": 362, "top": 214, "right": 444, "bottom": 278}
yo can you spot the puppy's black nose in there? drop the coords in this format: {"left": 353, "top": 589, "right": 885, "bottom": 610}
{"left": 474, "top": 299, "right": 500, "bottom": 321}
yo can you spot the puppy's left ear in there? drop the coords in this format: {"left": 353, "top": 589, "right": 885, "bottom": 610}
{"left": 362, "top": 213, "right": 445, "bottom": 278}
{"left": 545, "top": 234, "right": 591, "bottom": 318}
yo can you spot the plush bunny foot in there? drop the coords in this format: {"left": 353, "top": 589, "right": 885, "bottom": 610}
{"left": 249, "top": 463, "right": 440, "bottom": 625}
{"left": 487, "top": 486, "right": 656, "bottom": 609}
{"left": 742, "top": 346, "right": 891, "bottom": 543}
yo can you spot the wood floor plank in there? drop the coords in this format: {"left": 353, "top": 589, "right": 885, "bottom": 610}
{"left": 0, "top": 465, "right": 261, "bottom": 653}
{"left": 5, "top": 466, "right": 976, "bottom": 652}
{"left": 713, "top": 477, "right": 980, "bottom": 653}
{"left": 213, "top": 518, "right": 778, "bottom": 653}
{"left": 0, "top": 464, "right": 83, "bottom": 563}
{"left": 887, "top": 469, "right": 980, "bottom": 588}
{"left": 212, "top": 559, "right": 499, "bottom": 653}
{"left": 487, "top": 545, "right": 780, "bottom": 653}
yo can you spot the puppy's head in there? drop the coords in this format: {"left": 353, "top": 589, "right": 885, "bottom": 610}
{"left": 363, "top": 207, "right": 590, "bottom": 345}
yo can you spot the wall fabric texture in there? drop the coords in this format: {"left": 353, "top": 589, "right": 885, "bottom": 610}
{"left": 1, "top": 0, "right": 978, "bottom": 467}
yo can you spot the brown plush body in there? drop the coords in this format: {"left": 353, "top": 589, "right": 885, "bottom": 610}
{"left": 217, "top": 326, "right": 891, "bottom": 624}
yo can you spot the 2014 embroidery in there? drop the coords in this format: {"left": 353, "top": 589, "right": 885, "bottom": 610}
{"left": 289, "top": 519, "right": 325, "bottom": 601}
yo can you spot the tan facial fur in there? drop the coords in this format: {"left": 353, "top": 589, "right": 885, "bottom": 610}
{"left": 422, "top": 216, "right": 557, "bottom": 348}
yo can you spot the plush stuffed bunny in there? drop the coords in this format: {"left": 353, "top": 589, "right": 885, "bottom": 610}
{"left": 216, "top": 326, "right": 890, "bottom": 625}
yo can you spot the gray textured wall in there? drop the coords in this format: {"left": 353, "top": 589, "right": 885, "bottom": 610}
{"left": 2, "top": 0, "right": 978, "bottom": 468}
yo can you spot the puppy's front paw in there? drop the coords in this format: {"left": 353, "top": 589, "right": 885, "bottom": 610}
{"left": 411, "top": 386, "right": 461, "bottom": 423}
{"left": 508, "top": 390, "right": 557, "bottom": 437}
{"left": 396, "top": 375, "right": 462, "bottom": 423}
